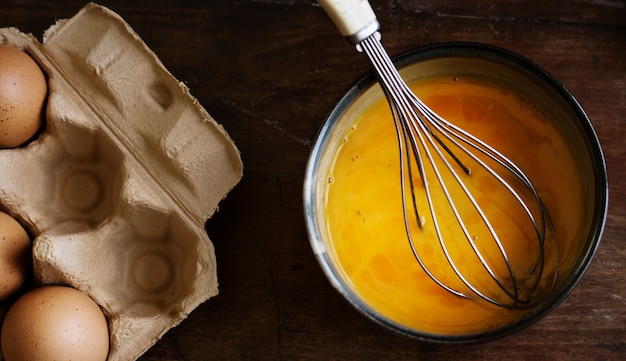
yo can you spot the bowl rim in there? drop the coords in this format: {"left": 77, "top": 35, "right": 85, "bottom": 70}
{"left": 303, "top": 41, "right": 608, "bottom": 344}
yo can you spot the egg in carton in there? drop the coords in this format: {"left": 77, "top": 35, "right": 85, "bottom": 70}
{"left": 0, "top": 3, "right": 243, "bottom": 361}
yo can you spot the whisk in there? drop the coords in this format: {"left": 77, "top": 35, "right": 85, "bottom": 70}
{"left": 318, "top": 0, "right": 553, "bottom": 309}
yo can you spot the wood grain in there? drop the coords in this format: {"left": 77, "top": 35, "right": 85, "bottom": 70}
{"left": 0, "top": 0, "right": 624, "bottom": 360}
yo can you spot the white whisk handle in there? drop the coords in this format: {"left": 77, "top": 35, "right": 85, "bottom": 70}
{"left": 318, "top": 0, "right": 380, "bottom": 43}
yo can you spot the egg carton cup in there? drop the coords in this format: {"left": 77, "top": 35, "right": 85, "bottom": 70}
{"left": 0, "top": 3, "right": 242, "bottom": 361}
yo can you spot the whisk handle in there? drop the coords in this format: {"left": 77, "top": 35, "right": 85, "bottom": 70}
{"left": 318, "top": 0, "right": 380, "bottom": 43}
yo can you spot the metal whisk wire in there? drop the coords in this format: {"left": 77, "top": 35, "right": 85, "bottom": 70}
{"left": 318, "top": 0, "right": 554, "bottom": 309}
{"left": 359, "top": 33, "right": 553, "bottom": 308}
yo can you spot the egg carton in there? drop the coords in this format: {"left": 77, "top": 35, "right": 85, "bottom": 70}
{"left": 0, "top": 3, "right": 242, "bottom": 361}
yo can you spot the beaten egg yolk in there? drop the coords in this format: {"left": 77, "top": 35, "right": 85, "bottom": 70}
{"left": 324, "top": 76, "right": 585, "bottom": 335}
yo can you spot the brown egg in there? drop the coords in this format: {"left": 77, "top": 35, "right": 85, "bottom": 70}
{"left": 0, "top": 285, "right": 109, "bottom": 361}
{"left": 0, "top": 211, "right": 31, "bottom": 302}
{"left": 0, "top": 44, "right": 47, "bottom": 148}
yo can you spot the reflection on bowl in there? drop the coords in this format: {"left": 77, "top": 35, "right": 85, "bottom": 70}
{"left": 304, "top": 42, "right": 608, "bottom": 344}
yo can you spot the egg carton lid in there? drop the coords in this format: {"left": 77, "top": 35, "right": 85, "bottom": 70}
{"left": 31, "top": 2, "right": 242, "bottom": 223}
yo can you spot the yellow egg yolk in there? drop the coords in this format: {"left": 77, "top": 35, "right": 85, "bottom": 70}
{"left": 324, "top": 76, "right": 585, "bottom": 335}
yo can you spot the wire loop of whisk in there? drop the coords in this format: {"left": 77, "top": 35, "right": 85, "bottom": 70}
{"left": 358, "top": 33, "right": 555, "bottom": 309}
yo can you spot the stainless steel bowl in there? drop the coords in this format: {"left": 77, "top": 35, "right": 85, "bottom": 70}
{"left": 304, "top": 42, "right": 608, "bottom": 344}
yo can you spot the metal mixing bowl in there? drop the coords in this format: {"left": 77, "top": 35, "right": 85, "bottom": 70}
{"left": 303, "top": 42, "right": 608, "bottom": 344}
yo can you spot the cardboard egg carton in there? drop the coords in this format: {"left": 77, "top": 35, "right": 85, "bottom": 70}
{"left": 0, "top": 3, "right": 242, "bottom": 361}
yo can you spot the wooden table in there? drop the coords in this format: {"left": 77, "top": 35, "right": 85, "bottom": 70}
{"left": 1, "top": 1, "right": 624, "bottom": 360}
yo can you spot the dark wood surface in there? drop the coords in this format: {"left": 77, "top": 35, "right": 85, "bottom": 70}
{"left": 1, "top": 0, "right": 625, "bottom": 360}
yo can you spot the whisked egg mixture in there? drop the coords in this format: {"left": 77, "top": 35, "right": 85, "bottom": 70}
{"left": 323, "top": 76, "right": 585, "bottom": 335}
